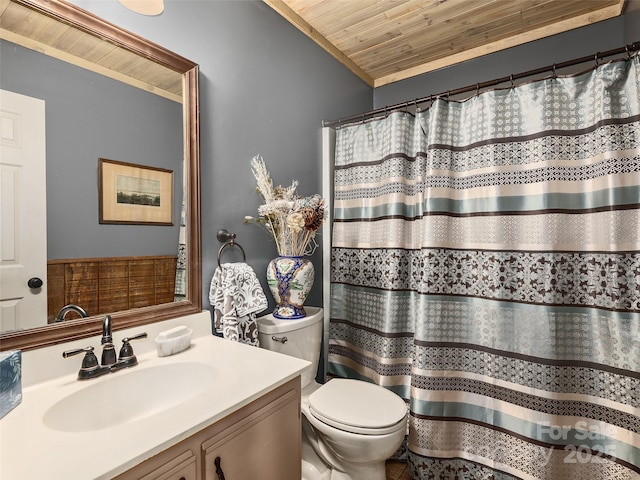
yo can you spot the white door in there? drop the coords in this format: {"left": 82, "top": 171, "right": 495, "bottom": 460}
{"left": 0, "top": 89, "right": 47, "bottom": 332}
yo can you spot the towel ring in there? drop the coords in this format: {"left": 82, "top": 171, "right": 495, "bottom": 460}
{"left": 217, "top": 229, "right": 246, "bottom": 267}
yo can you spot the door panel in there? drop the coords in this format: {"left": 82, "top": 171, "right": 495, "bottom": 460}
{"left": 0, "top": 89, "right": 47, "bottom": 331}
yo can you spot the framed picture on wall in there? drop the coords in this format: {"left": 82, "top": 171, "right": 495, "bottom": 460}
{"left": 99, "top": 158, "right": 173, "bottom": 225}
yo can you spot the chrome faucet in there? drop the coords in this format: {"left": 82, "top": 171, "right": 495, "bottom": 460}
{"left": 101, "top": 315, "right": 117, "bottom": 366}
{"left": 54, "top": 304, "right": 89, "bottom": 323}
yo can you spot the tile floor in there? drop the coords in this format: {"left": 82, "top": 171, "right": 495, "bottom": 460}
{"left": 385, "top": 460, "right": 412, "bottom": 480}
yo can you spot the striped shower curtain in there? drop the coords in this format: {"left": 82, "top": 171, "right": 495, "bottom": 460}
{"left": 328, "top": 55, "right": 639, "bottom": 479}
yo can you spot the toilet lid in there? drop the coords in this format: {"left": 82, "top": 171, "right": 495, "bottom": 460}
{"left": 308, "top": 379, "right": 406, "bottom": 435}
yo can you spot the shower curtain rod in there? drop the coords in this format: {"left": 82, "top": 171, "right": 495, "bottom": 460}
{"left": 323, "top": 41, "right": 640, "bottom": 129}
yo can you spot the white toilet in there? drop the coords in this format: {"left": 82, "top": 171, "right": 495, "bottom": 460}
{"left": 256, "top": 307, "right": 407, "bottom": 480}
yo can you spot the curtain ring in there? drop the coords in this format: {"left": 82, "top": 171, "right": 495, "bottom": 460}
{"left": 552, "top": 64, "right": 557, "bottom": 79}
{"left": 510, "top": 74, "right": 514, "bottom": 88}
{"left": 594, "top": 53, "right": 600, "bottom": 67}
{"left": 414, "top": 98, "right": 420, "bottom": 113}
{"left": 625, "top": 45, "right": 632, "bottom": 59}
{"left": 446, "top": 91, "right": 450, "bottom": 100}
{"left": 476, "top": 83, "right": 480, "bottom": 96}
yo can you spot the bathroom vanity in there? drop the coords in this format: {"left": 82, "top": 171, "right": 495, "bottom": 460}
{"left": 115, "top": 377, "right": 300, "bottom": 480}
{"left": 0, "top": 311, "right": 309, "bottom": 479}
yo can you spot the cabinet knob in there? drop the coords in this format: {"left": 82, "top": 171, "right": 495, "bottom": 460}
{"left": 214, "top": 456, "right": 226, "bottom": 480}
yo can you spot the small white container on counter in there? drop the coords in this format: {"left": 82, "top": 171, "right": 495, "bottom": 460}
{"left": 155, "top": 325, "right": 192, "bottom": 357}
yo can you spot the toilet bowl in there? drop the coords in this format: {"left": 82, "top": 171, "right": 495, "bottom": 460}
{"left": 257, "top": 307, "right": 407, "bottom": 480}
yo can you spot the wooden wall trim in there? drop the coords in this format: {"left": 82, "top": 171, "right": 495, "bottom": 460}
{"left": 47, "top": 255, "right": 177, "bottom": 324}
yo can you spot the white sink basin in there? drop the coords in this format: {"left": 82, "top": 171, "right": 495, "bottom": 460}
{"left": 43, "top": 362, "right": 217, "bottom": 432}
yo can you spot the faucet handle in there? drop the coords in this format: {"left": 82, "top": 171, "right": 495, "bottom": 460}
{"left": 63, "top": 346, "right": 109, "bottom": 380}
{"left": 123, "top": 332, "right": 148, "bottom": 344}
{"left": 117, "top": 332, "right": 148, "bottom": 367}
{"left": 63, "top": 346, "right": 97, "bottom": 366}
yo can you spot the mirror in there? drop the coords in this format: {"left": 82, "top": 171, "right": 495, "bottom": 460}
{"left": 0, "top": 0, "right": 201, "bottom": 351}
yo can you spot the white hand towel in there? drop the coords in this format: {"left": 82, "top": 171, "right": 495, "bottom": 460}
{"left": 209, "top": 262, "right": 267, "bottom": 346}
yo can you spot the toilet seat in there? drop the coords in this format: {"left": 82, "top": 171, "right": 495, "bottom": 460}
{"left": 308, "top": 379, "right": 406, "bottom": 435}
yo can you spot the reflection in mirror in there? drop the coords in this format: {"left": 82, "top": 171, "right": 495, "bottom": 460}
{"left": 0, "top": 0, "right": 201, "bottom": 351}
{"left": 1, "top": 41, "right": 183, "bottom": 328}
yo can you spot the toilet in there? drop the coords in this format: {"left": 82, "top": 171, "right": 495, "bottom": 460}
{"left": 256, "top": 307, "right": 407, "bottom": 480}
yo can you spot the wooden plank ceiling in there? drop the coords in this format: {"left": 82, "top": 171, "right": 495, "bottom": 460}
{"left": 0, "top": 0, "right": 183, "bottom": 102}
{"left": 265, "top": 0, "right": 628, "bottom": 87}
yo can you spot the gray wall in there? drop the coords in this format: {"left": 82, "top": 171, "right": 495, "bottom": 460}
{"left": 69, "top": 0, "right": 372, "bottom": 313}
{"left": 0, "top": 40, "right": 183, "bottom": 259}
{"left": 29, "top": 0, "right": 634, "bottom": 317}
{"left": 375, "top": 9, "right": 640, "bottom": 108}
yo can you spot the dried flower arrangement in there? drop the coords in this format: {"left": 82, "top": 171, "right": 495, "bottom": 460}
{"left": 244, "top": 155, "right": 325, "bottom": 257}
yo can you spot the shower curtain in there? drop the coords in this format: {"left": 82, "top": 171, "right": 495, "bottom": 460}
{"left": 328, "top": 56, "right": 639, "bottom": 479}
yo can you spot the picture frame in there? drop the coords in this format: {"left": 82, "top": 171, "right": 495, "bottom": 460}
{"left": 99, "top": 158, "right": 173, "bottom": 225}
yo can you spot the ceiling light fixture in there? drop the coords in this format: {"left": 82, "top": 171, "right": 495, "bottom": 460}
{"left": 118, "top": 0, "right": 164, "bottom": 16}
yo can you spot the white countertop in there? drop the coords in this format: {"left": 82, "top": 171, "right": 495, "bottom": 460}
{"left": 0, "top": 311, "right": 310, "bottom": 480}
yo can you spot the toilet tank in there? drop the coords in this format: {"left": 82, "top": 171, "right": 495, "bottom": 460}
{"left": 256, "top": 307, "right": 323, "bottom": 388}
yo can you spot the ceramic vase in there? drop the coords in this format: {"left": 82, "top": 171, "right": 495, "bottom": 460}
{"left": 266, "top": 256, "right": 314, "bottom": 319}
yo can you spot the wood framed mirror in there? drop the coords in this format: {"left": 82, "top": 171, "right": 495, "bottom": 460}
{"left": 0, "top": 0, "right": 201, "bottom": 351}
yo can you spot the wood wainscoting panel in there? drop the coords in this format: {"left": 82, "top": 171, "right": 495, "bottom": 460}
{"left": 129, "top": 259, "right": 156, "bottom": 309}
{"left": 47, "top": 255, "right": 177, "bottom": 323}
{"left": 46, "top": 263, "right": 65, "bottom": 323}
{"left": 155, "top": 257, "right": 178, "bottom": 304}
{"left": 65, "top": 261, "right": 99, "bottom": 319}
{"left": 99, "top": 260, "right": 129, "bottom": 314}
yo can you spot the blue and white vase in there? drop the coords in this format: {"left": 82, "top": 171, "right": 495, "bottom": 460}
{"left": 266, "top": 256, "right": 314, "bottom": 319}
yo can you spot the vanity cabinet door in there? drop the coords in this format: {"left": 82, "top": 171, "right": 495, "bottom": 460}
{"left": 114, "top": 378, "right": 301, "bottom": 480}
{"left": 115, "top": 449, "right": 197, "bottom": 480}
{"left": 202, "top": 386, "right": 301, "bottom": 480}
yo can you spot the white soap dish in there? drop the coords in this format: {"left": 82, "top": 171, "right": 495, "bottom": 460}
{"left": 155, "top": 326, "right": 193, "bottom": 357}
